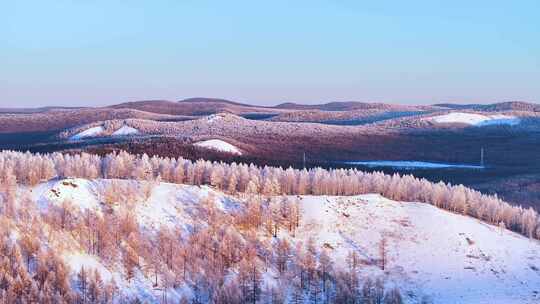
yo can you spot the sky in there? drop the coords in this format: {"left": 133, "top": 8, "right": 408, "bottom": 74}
{"left": 1, "top": 0, "right": 539, "bottom": 107}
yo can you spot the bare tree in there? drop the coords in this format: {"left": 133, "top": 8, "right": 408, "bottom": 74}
{"left": 379, "top": 236, "right": 387, "bottom": 271}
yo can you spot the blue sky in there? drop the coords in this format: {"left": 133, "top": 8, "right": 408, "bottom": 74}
{"left": 1, "top": 0, "right": 539, "bottom": 107}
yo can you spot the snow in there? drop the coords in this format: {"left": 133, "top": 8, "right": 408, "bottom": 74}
{"left": 68, "top": 125, "right": 139, "bottom": 140}
{"left": 343, "top": 160, "right": 484, "bottom": 169}
{"left": 193, "top": 139, "right": 242, "bottom": 155}
{"left": 297, "top": 194, "right": 540, "bottom": 303}
{"left": 112, "top": 125, "right": 139, "bottom": 136}
{"left": 32, "top": 178, "right": 102, "bottom": 212}
{"left": 29, "top": 179, "right": 540, "bottom": 303}
{"left": 69, "top": 126, "right": 105, "bottom": 140}
{"left": 63, "top": 252, "right": 113, "bottom": 281}
{"left": 62, "top": 251, "right": 154, "bottom": 301}
{"left": 432, "top": 112, "right": 520, "bottom": 126}
{"left": 206, "top": 114, "right": 223, "bottom": 123}
{"left": 134, "top": 182, "right": 238, "bottom": 231}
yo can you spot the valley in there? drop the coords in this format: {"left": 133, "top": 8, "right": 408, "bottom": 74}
{"left": 2, "top": 99, "right": 539, "bottom": 210}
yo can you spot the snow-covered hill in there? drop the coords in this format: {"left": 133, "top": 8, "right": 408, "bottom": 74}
{"left": 300, "top": 195, "right": 540, "bottom": 303}
{"left": 24, "top": 178, "right": 540, "bottom": 303}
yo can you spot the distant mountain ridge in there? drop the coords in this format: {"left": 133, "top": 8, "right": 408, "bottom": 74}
{"left": 109, "top": 98, "right": 280, "bottom": 116}
{"left": 0, "top": 106, "right": 87, "bottom": 114}
{"left": 2, "top": 98, "right": 538, "bottom": 115}
{"left": 178, "top": 97, "right": 261, "bottom": 107}
{"left": 1, "top": 98, "right": 538, "bottom": 134}
{"left": 274, "top": 101, "right": 427, "bottom": 111}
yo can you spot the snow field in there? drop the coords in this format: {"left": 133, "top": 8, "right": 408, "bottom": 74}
{"left": 193, "top": 139, "right": 242, "bottom": 155}
{"left": 112, "top": 125, "right": 139, "bottom": 136}
{"left": 431, "top": 112, "right": 520, "bottom": 126}
{"left": 69, "top": 126, "right": 105, "bottom": 140}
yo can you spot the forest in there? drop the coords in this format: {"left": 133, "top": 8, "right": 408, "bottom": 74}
{"left": 0, "top": 150, "right": 538, "bottom": 303}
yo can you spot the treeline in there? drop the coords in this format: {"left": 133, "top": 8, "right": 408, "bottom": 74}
{"left": 0, "top": 150, "right": 538, "bottom": 240}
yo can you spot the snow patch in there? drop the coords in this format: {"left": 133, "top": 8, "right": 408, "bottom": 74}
{"left": 432, "top": 112, "right": 520, "bottom": 126}
{"left": 112, "top": 125, "right": 139, "bottom": 136}
{"left": 193, "top": 139, "right": 242, "bottom": 155}
{"left": 63, "top": 252, "right": 113, "bottom": 281}
{"left": 69, "top": 126, "right": 104, "bottom": 140}
{"left": 206, "top": 114, "right": 223, "bottom": 123}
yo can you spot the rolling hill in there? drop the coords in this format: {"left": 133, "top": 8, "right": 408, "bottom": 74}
{"left": 2, "top": 99, "right": 540, "bottom": 212}
{"left": 109, "top": 98, "right": 285, "bottom": 116}
{"left": 10, "top": 177, "right": 540, "bottom": 303}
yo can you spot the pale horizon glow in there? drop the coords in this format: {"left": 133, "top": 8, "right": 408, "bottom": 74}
{"left": 1, "top": 1, "right": 539, "bottom": 108}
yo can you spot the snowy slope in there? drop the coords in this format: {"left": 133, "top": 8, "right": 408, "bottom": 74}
{"left": 193, "top": 139, "right": 242, "bottom": 155}
{"left": 29, "top": 179, "right": 540, "bottom": 303}
{"left": 112, "top": 125, "right": 139, "bottom": 136}
{"left": 431, "top": 112, "right": 520, "bottom": 126}
{"left": 69, "top": 126, "right": 105, "bottom": 140}
{"left": 298, "top": 195, "right": 540, "bottom": 304}
{"left": 133, "top": 181, "right": 239, "bottom": 231}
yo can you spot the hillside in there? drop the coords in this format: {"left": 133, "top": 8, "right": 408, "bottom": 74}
{"left": 269, "top": 109, "right": 428, "bottom": 125}
{"left": 5, "top": 178, "right": 539, "bottom": 303}
{"left": 0, "top": 108, "right": 189, "bottom": 134}
{"left": 59, "top": 113, "right": 379, "bottom": 140}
